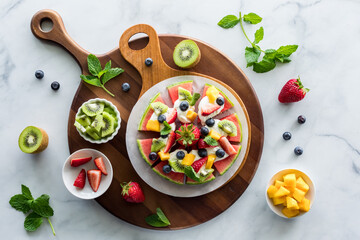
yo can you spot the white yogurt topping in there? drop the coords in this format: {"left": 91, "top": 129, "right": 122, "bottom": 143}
{"left": 198, "top": 96, "right": 224, "bottom": 124}
{"left": 189, "top": 146, "right": 229, "bottom": 163}
{"left": 149, "top": 108, "right": 176, "bottom": 131}
{"left": 173, "top": 99, "right": 195, "bottom": 123}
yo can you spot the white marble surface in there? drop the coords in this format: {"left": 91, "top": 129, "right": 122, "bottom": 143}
{"left": 1, "top": 0, "right": 359, "bottom": 239}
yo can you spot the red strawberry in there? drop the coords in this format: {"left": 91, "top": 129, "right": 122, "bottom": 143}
{"left": 73, "top": 169, "right": 86, "bottom": 189}
{"left": 94, "top": 157, "right": 107, "bottom": 175}
{"left": 278, "top": 77, "right": 309, "bottom": 103}
{"left": 87, "top": 170, "right": 102, "bottom": 192}
{"left": 175, "top": 124, "right": 200, "bottom": 147}
{"left": 70, "top": 156, "right": 92, "bottom": 167}
{"left": 120, "top": 181, "right": 145, "bottom": 203}
{"left": 191, "top": 157, "right": 207, "bottom": 173}
{"left": 198, "top": 138, "right": 216, "bottom": 149}
{"left": 166, "top": 108, "right": 177, "bottom": 124}
{"left": 201, "top": 103, "right": 221, "bottom": 116}
{"left": 219, "top": 137, "right": 237, "bottom": 155}
{"left": 163, "top": 131, "right": 176, "bottom": 153}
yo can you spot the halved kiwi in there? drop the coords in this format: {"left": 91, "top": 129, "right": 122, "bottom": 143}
{"left": 169, "top": 158, "right": 185, "bottom": 173}
{"left": 218, "top": 120, "right": 237, "bottom": 137}
{"left": 91, "top": 114, "right": 104, "bottom": 134}
{"left": 150, "top": 102, "right": 168, "bottom": 115}
{"left": 173, "top": 40, "right": 201, "bottom": 69}
{"left": 81, "top": 102, "right": 104, "bottom": 117}
{"left": 151, "top": 138, "right": 166, "bottom": 152}
{"left": 18, "top": 126, "right": 48, "bottom": 154}
{"left": 101, "top": 112, "right": 115, "bottom": 137}
{"left": 178, "top": 87, "right": 192, "bottom": 101}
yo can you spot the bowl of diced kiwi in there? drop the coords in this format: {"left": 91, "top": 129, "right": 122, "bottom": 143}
{"left": 74, "top": 98, "right": 121, "bottom": 144}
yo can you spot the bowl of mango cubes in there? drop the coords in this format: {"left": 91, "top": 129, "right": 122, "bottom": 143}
{"left": 266, "top": 169, "right": 315, "bottom": 218}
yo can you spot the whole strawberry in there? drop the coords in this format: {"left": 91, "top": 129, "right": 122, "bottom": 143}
{"left": 176, "top": 124, "right": 200, "bottom": 147}
{"left": 278, "top": 77, "right": 309, "bottom": 103}
{"left": 120, "top": 181, "right": 145, "bottom": 203}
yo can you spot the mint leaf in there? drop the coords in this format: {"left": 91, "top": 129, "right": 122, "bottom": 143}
{"left": 160, "top": 121, "right": 172, "bottom": 136}
{"left": 145, "top": 214, "right": 169, "bottom": 227}
{"left": 156, "top": 208, "right": 170, "bottom": 225}
{"left": 264, "top": 49, "right": 277, "bottom": 60}
{"left": 189, "top": 93, "right": 200, "bottom": 106}
{"left": 24, "top": 212, "right": 43, "bottom": 232}
{"left": 87, "top": 54, "right": 102, "bottom": 76}
{"left": 184, "top": 166, "right": 200, "bottom": 182}
{"left": 101, "top": 68, "right": 124, "bottom": 85}
{"left": 254, "top": 27, "right": 264, "bottom": 44}
{"left": 31, "top": 194, "right": 54, "bottom": 218}
{"left": 218, "top": 15, "right": 240, "bottom": 29}
{"left": 22, "top": 185, "right": 33, "bottom": 200}
{"left": 204, "top": 136, "right": 218, "bottom": 146}
{"left": 245, "top": 47, "right": 261, "bottom": 67}
{"left": 276, "top": 45, "right": 298, "bottom": 56}
{"left": 80, "top": 75, "right": 101, "bottom": 87}
{"left": 104, "top": 61, "right": 111, "bottom": 72}
{"left": 9, "top": 194, "right": 32, "bottom": 213}
{"left": 243, "top": 13, "right": 262, "bottom": 24}
{"left": 276, "top": 55, "right": 291, "bottom": 63}
{"left": 253, "top": 58, "right": 276, "bottom": 73}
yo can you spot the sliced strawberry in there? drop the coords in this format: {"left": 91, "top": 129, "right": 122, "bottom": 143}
{"left": 191, "top": 157, "right": 207, "bottom": 173}
{"left": 166, "top": 108, "right": 177, "bottom": 124}
{"left": 163, "top": 131, "right": 176, "bottom": 153}
{"left": 70, "top": 156, "right": 92, "bottom": 167}
{"left": 219, "top": 137, "right": 237, "bottom": 155}
{"left": 94, "top": 157, "right": 108, "bottom": 175}
{"left": 73, "top": 169, "right": 86, "bottom": 189}
{"left": 198, "top": 138, "right": 216, "bottom": 149}
{"left": 87, "top": 170, "right": 102, "bottom": 192}
{"left": 201, "top": 103, "right": 221, "bottom": 116}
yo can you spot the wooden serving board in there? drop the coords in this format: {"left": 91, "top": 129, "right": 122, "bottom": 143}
{"left": 31, "top": 9, "right": 264, "bottom": 230}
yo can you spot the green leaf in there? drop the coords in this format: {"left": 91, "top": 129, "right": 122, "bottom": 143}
{"left": 145, "top": 214, "right": 169, "bottom": 227}
{"left": 254, "top": 27, "right": 264, "bottom": 44}
{"left": 189, "top": 93, "right": 200, "bottom": 106}
{"left": 80, "top": 75, "right": 101, "bottom": 87}
{"left": 276, "top": 45, "right": 298, "bottom": 56}
{"left": 9, "top": 194, "right": 32, "bottom": 213}
{"left": 24, "top": 212, "right": 43, "bottom": 232}
{"left": 98, "top": 61, "right": 112, "bottom": 78}
{"left": 160, "top": 121, "right": 172, "bottom": 136}
{"left": 243, "top": 13, "right": 262, "bottom": 24}
{"left": 245, "top": 47, "right": 261, "bottom": 67}
{"left": 31, "top": 194, "right": 54, "bottom": 218}
{"left": 204, "top": 136, "right": 218, "bottom": 146}
{"left": 218, "top": 15, "right": 240, "bottom": 29}
{"left": 21, "top": 185, "right": 33, "bottom": 200}
{"left": 276, "top": 55, "right": 291, "bottom": 63}
{"left": 264, "top": 49, "right": 277, "bottom": 60}
{"left": 87, "top": 54, "right": 102, "bottom": 76}
{"left": 101, "top": 68, "right": 124, "bottom": 85}
{"left": 184, "top": 166, "right": 200, "bottom": 182}
{"left": 253, "top": 58, "right": 276, "bottom": 73}
{"left": 156, "top": 208, "right": 170, "bottom": 225}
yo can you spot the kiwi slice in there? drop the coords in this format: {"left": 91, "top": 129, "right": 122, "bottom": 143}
{"left": 150, "top": 102, "right": 168, "bottom": 116}
{"left": 81, "top": 102, "right": 104, "bottom": 117}
{"left": 103, "top": 107, "right": 117, "bottom": 118}
{"left": 151, "top": 138, "right": 166, "bottom": 152}
{"left": 91, "top": 114, "right": 104, "bottom": 134}
{"left": 169, "top": 158, "right": 185, "bottom": 173}
{"left": 74, "top": 121, "right": 87, "bottom": 133}
{"left": 173, "top": 40, "right": 201, "bottom": 69}
{"left": 76, "top": 116, "right": 91, "bottom": 127}
{"left": 101, "top": 112, "right": 115, "bottom": 137}
{"left": 178, "top": 87, "right": 192, "bottom": 101}
{"left": 85, "top": 126, "right": 101, "bottom": 140}
{"left": 218, "top": 120, "right": 237, "bottom": 137}
{"left": 18, "top": 126, "right": 48, "bottom": 154}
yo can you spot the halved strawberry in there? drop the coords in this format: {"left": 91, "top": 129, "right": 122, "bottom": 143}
{"left": 201, "top": 103, "right": 221, "bottom": 116}
{"left": 73, "top": 169, "right": 86, "bottom": 189}
{"left": 198, "top": 138, "right": 216, "bottom": 149}
{"left": 70, "top": 156, "right": 92, "bottom": 167}
{"left": 87, "top": 170, "right": 102, "bottom": 192}
{"left": 163, "top": 131, "right": 176, "bottom": 153}
{"left": 166, "top": 108, "right": 177, "bottom": 124}
{"left": 219, "top": 137, "right": 237, "bottom": 155}
{"left": 176, "top": 124, "right": 200, "bottom": 147}
{"left": 191, "top": 157, "right": 207, "bottom": 173}
{"left": 94, "top": 157, "right": 108, "bottom": 175}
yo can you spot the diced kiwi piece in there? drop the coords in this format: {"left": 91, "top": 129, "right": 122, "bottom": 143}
{"left": 85, "top": 126, "right": 101, "bottom": 140}
{"left": 169, "top": 158, "right": 185, "bottom": 173}
{"left": 218, "top": 120, "right": 237, "bottom": 137}
{"left": 81, "top": 102, "right": 104, "bottom": 117}
{"left": 150, "top": 102, "right": 168, "bottom": 116}
{"left": 173, "top": 40, "right": 201, "bottom": 69}
{"left": 74, "top": 121, "right": 87, "bottom": 133}
{"left": 76, "top": 116, "right": 91, "bottom": 127}
{"left": 18, "top": 126, "right": 49, "bottom": 154}
{"left": 101, "top": 112, "right": 115, "bottom": 137}
{"left": 103, "top": 107, "right": 117, "bottom": 118}
{"left": 178, "top": 87, "right": 192, "bottom": 101}
{"left": 151, "top": 138, "right": 166, "bottom": 152}
{"left": 91, "top": 114, "right": 104, "bottom": 134}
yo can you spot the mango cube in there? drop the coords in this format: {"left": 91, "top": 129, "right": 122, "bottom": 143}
{"left": 293, "top": 188, "right": 306, "bottom": 202}
{"left": 286, "top": 197, "right": 299, "bottom": 210}
{"left": 181, "top": 154, "right": 195, "bottom": 166}
{"left": 146, "top": 120, "right": 160, "bottom": 132}
{"left": 296, "top": 177, "right": 309, "bottom": 193}
{"left": 275, "top": 180, "right": 285, "bottom": 189}
{"left": 206, "top": 86, "right": 220, "bottom": 103}
{"left": 283, "top": 173, "right": 296, "bottom": 188}
{"left": 299, "top": 198, "right": 311, "bottom": 212}
{"left": 209, "top": 129, "right": 222, "bottom": 141}
{"left": 206, "top": 154, "right": 216, "bottom": 169}
{"left": 186, "top": 110, "right": 198, "bottom": 122}
{"left": 272, "top": 196, "right": 286, "bottom": 205}
{"left": 273, "top": 186, "right": 290, "bottom": 198}
{"left": 158, "top": 151, "right": 170, "bottom": 161}
{"left": 267, "top": 185, "right": 278, "bottom": 198}
{"left": 282, "top": 208, "right": 299, "bottom": 218}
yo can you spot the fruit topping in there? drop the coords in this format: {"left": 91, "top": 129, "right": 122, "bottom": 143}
{"left": 176, "top": 150, "right": 185, "bottom": 160}
{"left": 186, "top": 110, "right": 198, "bottom": 122}
{"left": 151, "top": 138, "right": 166, "bottom": 152}
{"left": 73, "top": 169, "right": 86, "bottom": 189}
{"left": 158, "top": 151, "right": 170, "bottom": 161}
{"left": 179, "top": 101, "right": 189, "bottom": 111}
{"left": 94, "top": 157, "right": 108, "bottom": 175}
{"left": 122, "top": 83, "right": 130, "bottom": 92}
{"left": 121, "top": 181, "right": 145, "bottom": 203}
{"left": 176, "top": 124, "right": 200, "bottom": 147}
{"left": 162, "top": 164, "right": 171, "bottom": 174}
{"left": 87, "top": 170, "right": 102, "bottom": 192}
{"left": 157, "top": 114, "right": 166, "bottom": 123}
{"left": 145, "top": 58, "right": 153, "bottom": 66}
{"left": 51, "top": 81, "right": 60, "bottom": 91}
{"left": 191, "top": 157, "right": 207, "bottom": 173}
{"left": 294, "top": 146, "right": 303, "bottom": 156}
{"left": 35, "top": 70, "right": 44, "bottom": 79}
{"left": 166, "top": 108, "right": 177, "bottom": 124}
{"left": 200, "top": 126, "right": 209, "bottom": 136}
{"left": 173, "top": 39, "right": 201, "bottom": 69}
{"left": 219, "top": 137, "right": 237, "bottom": 155}
{"left": 178, "top": 87, "right": 192, "bottom": 101}
{"left": 198, "top": 138, "right": 216, "bottom": 149}
{"left": 278, "top": 77, "right": 309, "bottom": 103}
{"left": 201, "top": 103, "right": 221, "bottom": 116}
{"left": 18, "top": 126, "right": 49, "bottom": 154}
{"left": 206, "top": 154, "right": 216, "bottom": 169}
{"left": 149, "top": 152, "right": 158, "bottom": 161}
{"left": 215, "top": 149, "right": 225, "bottom": 158}
{"left": 198, "top": 149, "right": 208, "bottom": 157}
{"left": 209, "top": 129, "right": 222, "bottom": 141}
{"left": 163, "top": 131, "right": 176, "bottom": 153}
{"left": 218, "top": 120, "right": 237, "bottom": 137}
{"left": 146, "top": 120, "right": 160, "bottom": 132}
{"left": 216, "top": 96, "right": 225, "bottom": 106}
{"left": 169, "top": 157, "right": 185, "bottom": 173}
{"left": 70, "top": 156, "right": 92, "bottom": 167}
{"left": 206, "top": 85, "right": 220, "bottom": 103}
{"left": 150, "top": 102, "right": 168, "bottom": 116}
{"left": 181, "top": 153, "right": 196, "bottom": 166}
{"left": 205, "top": 118, "right": 215, "bottom": 127}
{"left": 298, "top": 115, "right": 306, "bottom": 124}
{"left": 283, "top": 132, "right": 292, "bottom": 140}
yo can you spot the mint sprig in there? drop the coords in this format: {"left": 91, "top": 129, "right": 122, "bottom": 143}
{"left": 160, "top": 121, "right": 172, "bottom": 136}
{"left": 145, "top": 208, "right": 170, "bottom": 227}
{"left": 218, "top": 12, "right": 298, "bottom": 73}
{"left": 9, "top": 185, "right": 56, "bottom": 236}
{"left": 80, "top": 54, "right": 124, "bottom": 97}
{"left": 204, "top": 136, "right": 218, "bottom": 146}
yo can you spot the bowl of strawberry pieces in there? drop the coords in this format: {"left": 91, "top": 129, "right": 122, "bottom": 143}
{"left": 62, "top": 148, "right": 113, "bottom": 199}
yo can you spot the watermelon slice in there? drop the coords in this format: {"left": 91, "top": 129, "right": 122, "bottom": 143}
{"left": 138, "top": 93, "right": 165, "bottom": 131}
{"left": 214, "top": 145, "right": 242, "bottom": 175}
{"left": 137, "top": 138, "right": 157, "bottom": 166}
{"left": 152, "top": 161, "right": 185, "bottom": 185}
{"left": 220, "top": 113, "right": 242, "bottom": 143}
{"left": 167, "top": 80, "right": 193, "bottom": 104}
{"left": 201, "top": 84, "right": 234, "bottom": 113}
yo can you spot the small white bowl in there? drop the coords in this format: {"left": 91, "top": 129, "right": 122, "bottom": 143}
{"left": 62, "top": 148, "right": 113, "bottom": 199}
{"left": 265, "top": 169, "right": 315, "bottom": 218}
{"left": 75, "top": 98, "right": 121, "bottom": 144}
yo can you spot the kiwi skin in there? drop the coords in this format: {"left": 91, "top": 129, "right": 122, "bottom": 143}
{"left": 173, "top": 40, "right": 201, "bottom": 69}
{"left": 18, "top": 126, "right": 49, "bottom": 154}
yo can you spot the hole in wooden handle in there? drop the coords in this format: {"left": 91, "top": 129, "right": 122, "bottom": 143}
{"left": 40, "top": 17, "right": 54, "bottom": 33}
{"left": 128, "top": 33, "right": 149, "bottom": 50}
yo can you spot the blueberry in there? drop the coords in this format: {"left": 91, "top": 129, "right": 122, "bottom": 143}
{"left": 298, "top": 115, "right": 306, "bottom": 124}
{"left": 149, "top": 152, "right": 158, "bottom": 161}
{"left": 216, "top": 149, "right": 225, "bottom": 158}
{"left": 51, "top": 81, "right": 60, "bottom": 91}
{"left": 122, "top": 83, "right": 130, "bottom": 92}
{"left": 158, "top": 114, "right": 166, "bottom": 123}
{"left": 216, "top": 96, "right": 224, "bottom": 106}
{"left": 200, "top": 126, "right": 209, "bottom": 136}
{"left": 179, "top": 101, "right": 189, "bottom": 111}
{"left": 176, "top": 150, "right": 185, "bottom": 160}
{"left": 145, "top": 58, "right": 153, "bottom": 66}
{"left": 283, "top": 132, "right": 292, "bottom": 140}
{"left": 198, "top": 149, "right": 208, "bottom": 158}
{"left": 294, "top": 146, "right": 303, "bottom": 156}
{"left": 162, "top": 164, "right": 171, "bottom": 174}
{"left": 205, "top": 118, "right": 215, "bottom": 127}
{"left": 35, "top": 70, "right": 44, "bottom": 79}
{"left": 161, "top": 134, "right": 169, "bottom": 139}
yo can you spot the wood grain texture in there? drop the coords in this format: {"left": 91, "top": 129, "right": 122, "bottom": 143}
{"left": 31, "top": 10, "right": 264, "bottom": 230}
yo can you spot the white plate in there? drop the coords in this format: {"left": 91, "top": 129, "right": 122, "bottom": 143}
{"left": 62, "top": 148, "right": 113, "bottom": 199}
{"left": 126, "top": 75, "right": 250, "bottom": 197}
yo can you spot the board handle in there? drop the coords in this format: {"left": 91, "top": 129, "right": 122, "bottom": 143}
{"left": 31, "top": 9, "right": 89, "bottom": 70}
